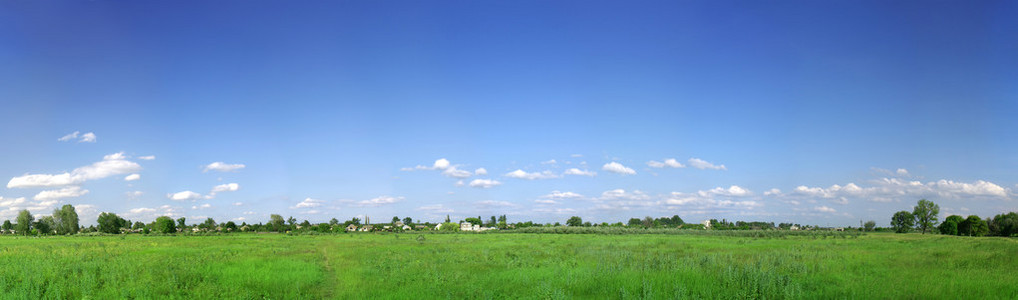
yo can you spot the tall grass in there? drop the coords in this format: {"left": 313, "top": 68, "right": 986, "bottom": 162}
{"left": 0, "top": 233, "right": 1015, "bottom": 299}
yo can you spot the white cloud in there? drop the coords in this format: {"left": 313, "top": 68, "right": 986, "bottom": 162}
{"left": 687, "top": 158, "right": 726, "bottom": 170}
{"left": 79, "top": 132, "right": 96, "bottom": 143}
{"left": 541, "top": 159, "right": 557, "bottom": 165}
{"left": 474, "top": 168, "right": 488, "bottom": 175}
{"left": 571, "top": 154, "right": 583, "bottom": 158}
{"left": 7, "top": 152, "right": 142, "bottom": 188}
{"left": 129, "top": 207, "right": 156, "bottom": 214}
{"left": 535, "top": 199, "right": 558, "bottom": 204}
{"left": 0, "top": 196, "right": 26, "bottom": 207}
{"left": 57, "top": 131, "right": 96, "bottom": 143}
{"left": 233, "top": 202, "right": 243, "bottom": 206}
{"left": 476, "top": 200, "right": 516, "bottom": 208}
{"left": 211, "top": 183, "right": 240, "bottom": 193}
{"left": 358, "top": 196, "right": 404, "bottom": 206}
{"left": 433, "top": 158, "right": 450, "bottom": 170}
{"left": 647, "top": 158, "right": 685, "bottom": 168}
{"left": 191, "top": 203, "right": 212, "bottom": 210}
{"left": 814, "top": 206, "right": 837, "bottom": 213}
{"left": 203, "top": 162, "right": 245, "bottom": 173}
{"left": 701, "top": 185, "right": 751, "bottom": 197}
{"left": 442, "top": 166, "right": 472, "bottom": 178}
{"left": 124, "top": 174, "right": 141, "bottom": 181}
{"left": 138, "top": 155, "right": 156, "bottom": 160}
{"left": 542, "top": 191, "right": 583, "bottom": 199}
{"left": 468, "top": 179, "right": 502, "bottom": 188}
{"left": 206, "top": 183, "right": 240, "bottom": 199}
{"left": 33, "top": 186, "right": 89, "bottom": 201}
{"left": 764, "top": 188, "right": 781, "bottom": 196}
{"left": 602, "top": 162, "right": 636, "bottom": 175}
{"left": 292, "top": 197, "right": 323, "bottom": 208}
{"left": 126, "top": 191, "right": 143, "bottom": 199}
{"left": 896, "top": 168, "right": 909, "bottom": 176}
{"left": 57, "top": 131, "right": 79, "bottom": 142}
{"left": 563, "top": 168, "right": 596, "bottom": 177}
{"left": 167, "top": 191, "right": 202, "bottom": 201}
{"left": 505, "top": 169, "right": 560, "bottom": 180}
{"left": 599, "top": 189, "right": 651, "bottom": 201}
{"left": 417, "top": 204, "right": 454, "bottom": 213}
{"left": 789, "top": 178, "right": 1010, "bottom": 203}
{"left": 533, "top": 207, "right": 577, "bottom": 214}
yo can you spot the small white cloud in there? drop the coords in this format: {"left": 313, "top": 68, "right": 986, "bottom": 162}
{"left": 57, "top": 131, "right": 96, "bottom": 143}
{"left": 535, "top": 199, "right": 558, "bottom": 204}
{"left": 57, "top": 131, "right": 80, "bottom": 142}
{"left": 358, "top": 196, "right": 404, "bottom": 206}
{"left": 417, "top": 204, "right": 454, "bottom": 213}
{"left": 124, "top": 174, "right": 141, "bottom": 181}
{"left": 814, "top": 206, "right": 837, "bottom": 213}
{"left": 129, "top": 207, "right": 156, "bottom": 214}
{"left": 688, "top": 158, "right": 726, "bottom": 170}
{"left": 563, "top": 168, "right": 596, "bottom": 177}
{"left": 79, "top": 132, "right": 96, "bottom": 143}
{"left": 541, "top": 159, "right": 557, "bottom": 165}
{"left": 126, "top": 191, "right": 143, "bottom": 199}
{"left": 505, "top": 169, "right": 559, "bottom": 180}
{"left": 702, "top": 185, "right": 751, "bottom": 197}
{"left": 647, "top": 158, "right": 684, "bottom": 168}
{"left": 469, "top": 179, "right": 502, "bottom": 188}
{"left": 433, "top": 158, "right": 450, "bottom": 170}
{"left": 442, "top": 166, "right": 472, "bottom": 178}
{"left": 455, "top": 180, "right": 465, "bottom": 187}
{"left": 474, "top": 168, "right": 488, "bottom": 175}
{"left": 33, "top": 186, "right": 89, "bottom": 201}
{"left": 233, "top": 202, "right": 243, "bottom": 206}
{"left": 570, "top": 154, "right": 583, "bottom": 158}
{"left": 138, "top": 155, "right": 156, "bottom": 160}
{"left": 191, "top": 203, "right": 212, "bottom": 210}
{"left": 211, "top": 183, "right": 240, "bottom": 193}
{"left": 896, "top": 168, "right": 909, "bottom": 176}
{"left": 293, "top": 197, "right": 324, "bottom": 208}
{"left": 167, "top": 191, "right": 202, "bottom": 201}
{"left": 542, "top": 191, "right": 583, "bottom": 199}
{"left": 602, "top": 162, "right": 636, "bottom": 175}
{"left": 203, "top": 162, "right": 245, "bottom": 173}
{"left": 476, "top": 200, "right": 516, "bottom": 208}
{"left": 764, "top": 188, "right": 781, "bottom": 196}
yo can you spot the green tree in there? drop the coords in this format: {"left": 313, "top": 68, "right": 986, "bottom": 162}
{"left": 445, "top": 214, "right": 451, "bottom": 223}
{"left": 403, "top": 217, "right": 413, "bottom": 226}
{"left": 1, "top": 220, "right": 11, "bottom": 233}
{"left": 35, "top": 216, "right": 54, "bottom": 235}
{"left": 154, "top": 216, "right": 176, "bottom": 233}
{"left": 464, "top": 217, "right": 482, "bottom": 226}
{"left": 627, "top": 218, "right": 642, "bottom": 227}
{"left": 891, "top": 211, "right": 914, "bottom": 233}
{"left": 329, "top": 218, "right": 339, "bottom": 226}
{"left": 864, "top": 220, "right": 876, "bottom": 232}
{"left": 959, "top": 215, "right": 988, "bottom": 237}
{"left": 223, "top": 221, "right": 238, "bottom": 232}
{"left": 176, "top": 217, "right": 187, "bottom": 229}
{"left": 938, "top": 219, "right": 958, "bottom": 235}
{"left": 566, "top": 216, "right": 583, "bottom": 227}
{"left": 201, "top": 218, "right": 217, "bottom": 231}
{"left": 943, "top": 215, "right": 964, "bottom": 235}
{"left": 52, "top": 204, "right": 80, "bottom": 235}
{"left": 97, "top": 212, "right": 127, "bottom": 234}
{"left": 988, "top": 212, "right": 1018, "bottom": 237}
{"left": 642, "top": 216, "right": 654, "bottom": 228}
{"left": 912, "top": 199, "right": 939, "bottom": 234}
{"left": 15, "top": 210, "right": 33, "bottom": 236}
{"left": 269, "top": 214, "right": 286, "bottom": 232}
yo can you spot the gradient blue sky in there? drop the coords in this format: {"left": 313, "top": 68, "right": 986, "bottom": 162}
{"left": 2, "top": 1, "right": 1016, "bottom": 226}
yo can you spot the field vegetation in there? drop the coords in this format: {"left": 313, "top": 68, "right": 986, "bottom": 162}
{"left": 1, "top": 232, "right": 1015, "bottom": 299}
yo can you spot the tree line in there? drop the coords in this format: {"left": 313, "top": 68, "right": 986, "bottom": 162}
{"left": 889, "top": 199, "right": 1018, "bottom": 237}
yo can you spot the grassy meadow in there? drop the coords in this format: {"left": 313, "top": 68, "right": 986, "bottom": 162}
{"left": 0, "top": 232, "right": 1015, "bottom": 299}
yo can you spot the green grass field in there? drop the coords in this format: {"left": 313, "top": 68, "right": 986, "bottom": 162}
{"left": 1, "top": 232, "right": 1015, "bottom": 299}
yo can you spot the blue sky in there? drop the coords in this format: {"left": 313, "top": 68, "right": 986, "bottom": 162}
{"left": 1, "top": 1, "right": 1016, "bottom": 226}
